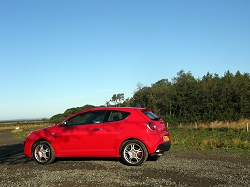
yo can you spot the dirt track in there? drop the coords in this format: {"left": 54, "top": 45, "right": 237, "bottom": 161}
{"left": 0, "top": 130, "right": 250, "bottom": 187}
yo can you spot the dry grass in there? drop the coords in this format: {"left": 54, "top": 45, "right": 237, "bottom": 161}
{"left": 0, "top": 123, "right": 51, "bottom": 131}
{"left": 181, "top": 119, "right": 250, "bottom": 130}
{"left": 0, "top": 123, "right": 52, "bottom": 140}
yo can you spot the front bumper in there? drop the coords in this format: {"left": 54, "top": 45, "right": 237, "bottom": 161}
{"left": 23, "top": 140, "right": 32, "bottom": 158}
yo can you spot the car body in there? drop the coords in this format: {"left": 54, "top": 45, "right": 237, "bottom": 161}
{"left": 24, "top": 107, "right": 171, "bottom": 166}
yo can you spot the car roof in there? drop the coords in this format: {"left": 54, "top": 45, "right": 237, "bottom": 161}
{"left": 64, "top": 107, "right": 152, "bottom": 121}
{"left": 88, "top": 107, "right": 146, "bottom": 111}
{"left": 74, "top": 107, "right": 152, "bottom": 114}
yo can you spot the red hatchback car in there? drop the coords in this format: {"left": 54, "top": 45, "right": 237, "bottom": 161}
{"left": 24, "top": 107, "right": 171, "bottom": 166}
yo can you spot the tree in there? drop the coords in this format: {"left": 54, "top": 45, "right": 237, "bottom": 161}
{"left": 172, "top": 70, "right": 198, "bottom": 123}
{"left": 109, "top": 93, "right": 124, "bottom": 106}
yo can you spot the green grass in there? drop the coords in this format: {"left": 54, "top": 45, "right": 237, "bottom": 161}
{"left": 170, "top": 128, "right": 250, "bottom": 153}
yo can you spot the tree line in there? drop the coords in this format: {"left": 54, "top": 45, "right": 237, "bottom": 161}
{"left": 50, "top": 70, "right": 250, "bottom": 125}
{"left": 123, "top": 70, "right": 250, "bottom": 125}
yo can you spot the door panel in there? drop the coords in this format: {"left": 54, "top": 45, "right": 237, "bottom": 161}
{"left": 55, "top": 124, "right": 103, "bottom": 156}
{"left": 55, "top": 110, "right": 106, "bottom": 157}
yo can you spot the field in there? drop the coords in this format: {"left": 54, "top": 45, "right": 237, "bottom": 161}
{"left": 0, "top": 123, "right": 51, "bottom": 140}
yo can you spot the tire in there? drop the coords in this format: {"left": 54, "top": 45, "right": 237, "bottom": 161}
{"left": 32, "top": 141, "right": 55, "bottom": 164}
{"left": 121, "top": 140, "right": 148, "bottom": 166}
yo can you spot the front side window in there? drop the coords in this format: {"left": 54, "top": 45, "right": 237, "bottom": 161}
{"left": 67, "top": 110, "right": 106, "bottom": 126}
{"left": 107, "top": 111, "right": 130, "bottom": 122}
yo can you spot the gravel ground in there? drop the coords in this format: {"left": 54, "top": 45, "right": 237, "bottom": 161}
{"left": 0, "top": 130, "right": 250, "bottom": 187}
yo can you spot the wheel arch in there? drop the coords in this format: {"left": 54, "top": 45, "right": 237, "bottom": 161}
{"left": 32, "top": 139, "right": 56, "bottom": 164}
{"left": 119, "top": 138, "right": 148, "bottom": 157}
{"left": 119, "top": 138, "right": 149, "bottom": 166}
{"left": 31, "top": 138, "right": 56, "bottom": 156}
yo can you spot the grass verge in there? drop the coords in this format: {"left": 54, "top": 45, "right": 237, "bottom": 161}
{"left": 170, "top": 128, "right": 250, "bottom": 153}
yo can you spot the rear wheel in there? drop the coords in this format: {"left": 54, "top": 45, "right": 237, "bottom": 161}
{"left": 32, "top": 141, "right": 55, "bottom": 164}
{"left": 121, "top": 140, "right": 148, "bottom": 166}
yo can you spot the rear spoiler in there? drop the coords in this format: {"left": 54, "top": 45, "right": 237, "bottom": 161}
{"left": 141, "top": 108, "right": 152, "bottom": 112}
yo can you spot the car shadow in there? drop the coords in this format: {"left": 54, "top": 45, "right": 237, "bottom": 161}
{"left": 54, "top": 157, "right": 122, "bottom": 164}
{"left": 0, "top": 141, "right": 122, "bottom": 165}
{"left": 0, "top": 143, "right": 31, "bottom": 165}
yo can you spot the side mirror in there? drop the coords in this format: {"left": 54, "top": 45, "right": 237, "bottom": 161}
{"left": 60, "top": 120, "right": 67, "bottom": 127}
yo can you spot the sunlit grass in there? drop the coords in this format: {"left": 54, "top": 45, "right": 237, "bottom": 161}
{"left": 170, "top": 128, "right": 250, "bottom": 153}
{"left": 0, "top": 123, "right": 52, "bottom": 140}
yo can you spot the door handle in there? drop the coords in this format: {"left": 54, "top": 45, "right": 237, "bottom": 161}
{"left": 93, "top": 128, "right": 102, "bottom": 131}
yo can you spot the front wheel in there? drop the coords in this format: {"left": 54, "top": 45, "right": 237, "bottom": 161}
{"left": 32, "top": 141, "right": 55, "bottom": 164}
{"left": 121, "top": 140, "right": 148, "bottom": 166}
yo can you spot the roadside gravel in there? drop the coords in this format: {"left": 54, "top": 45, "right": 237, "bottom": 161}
{"left": 0, "top": 130, "right": 249, "bottom": 187}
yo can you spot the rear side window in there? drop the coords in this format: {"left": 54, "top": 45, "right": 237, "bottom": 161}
{"left": 107, "top": 111, "right": 130, "bottom": 122}
{"left": 143, "top": 110, "right": 160, "bottom": 120}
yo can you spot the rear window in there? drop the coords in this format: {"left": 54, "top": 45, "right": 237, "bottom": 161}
{"left": 143, "top": 110, "right": 160, "bottom": 120}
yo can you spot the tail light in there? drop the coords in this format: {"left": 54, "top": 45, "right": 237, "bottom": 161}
{"left": 147, "top": 122, "right": 156, "bottom": 131}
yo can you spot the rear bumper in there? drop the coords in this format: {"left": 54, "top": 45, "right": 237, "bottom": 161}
{"left": 151, "top": 141, "right": 171, "bottom": 156}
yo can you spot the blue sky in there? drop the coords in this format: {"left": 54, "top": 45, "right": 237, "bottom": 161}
{"left": 1, "top": 0, "right": 249, "bottom": 120}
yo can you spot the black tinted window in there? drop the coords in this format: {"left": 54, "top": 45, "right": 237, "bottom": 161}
{"left": 107, "top": 111, "right": 130, "bottom": 122}
{"left": 67, "top": 110, "right": 106, "bottom": 126}
{"left": 143, "top": 111, "right": 160, "bottom": 120}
